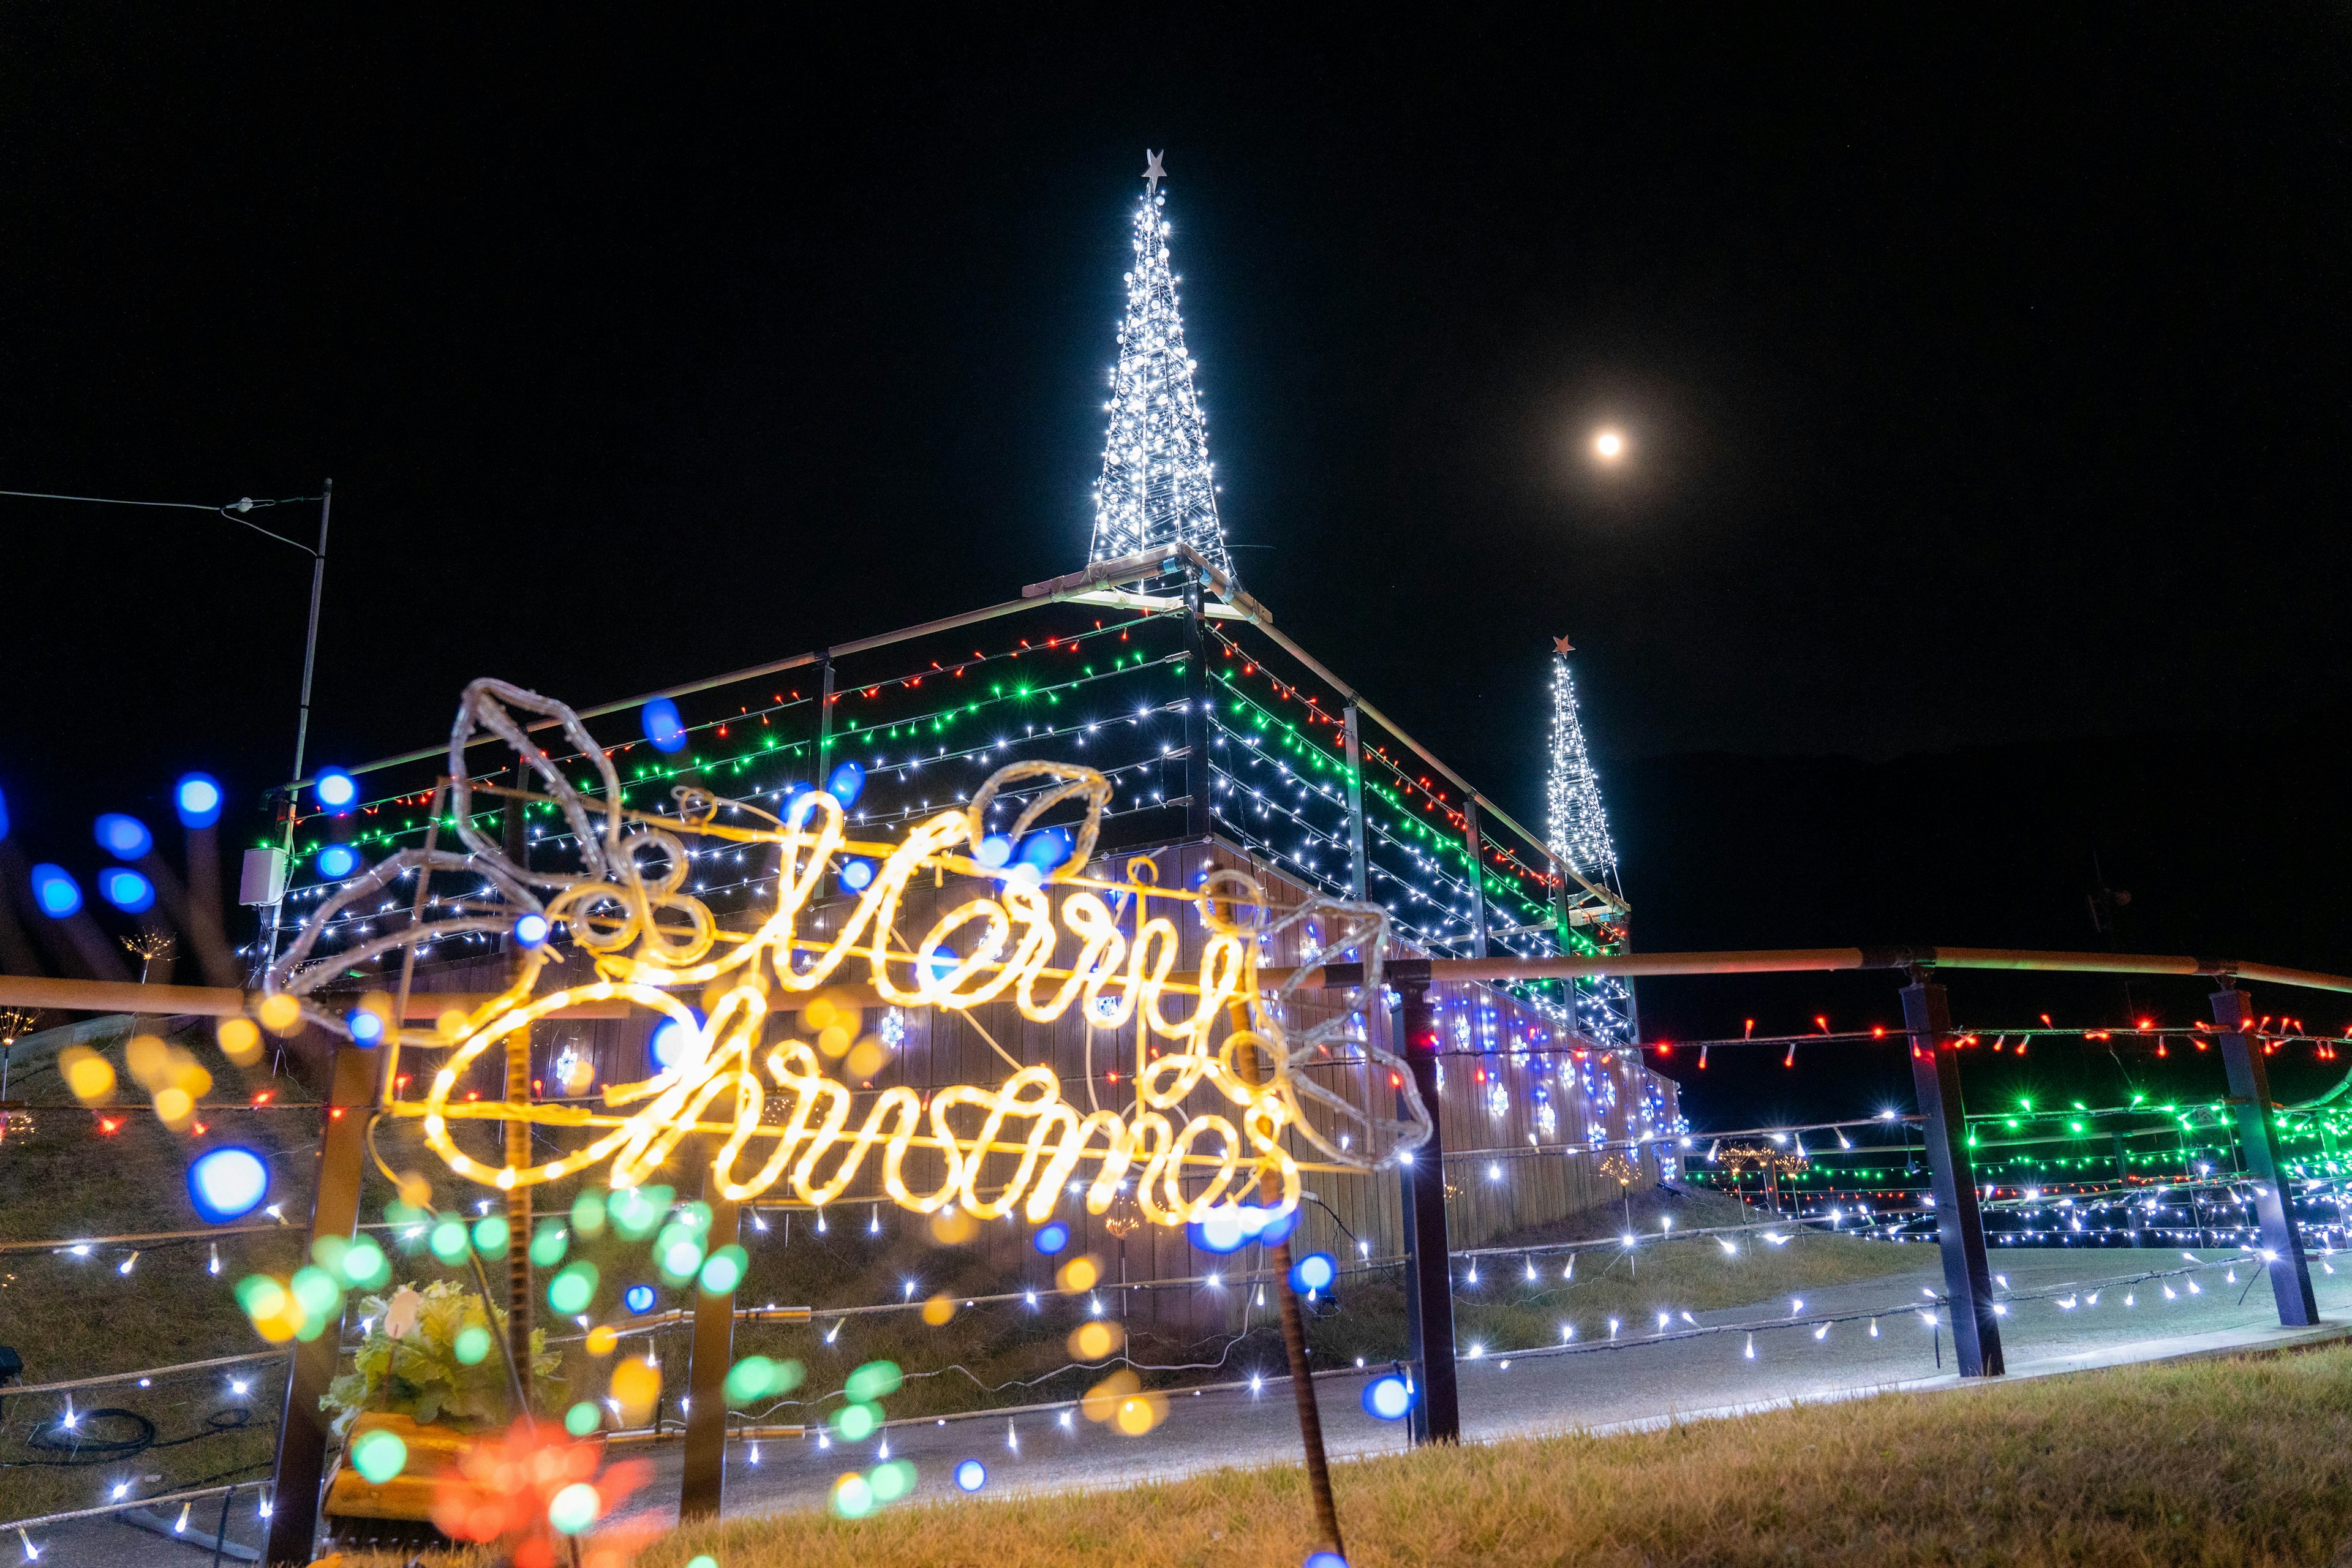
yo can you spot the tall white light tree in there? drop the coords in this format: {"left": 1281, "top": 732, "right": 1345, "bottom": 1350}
{"left": 1546, "top": 633, "right": 1635, "bottom": 1046}
{"left": 1088, "top": 150, "right": 1235, "bottom": 581}
{"left": 1545, "top": 634, "right": 1620, "bottom": 891}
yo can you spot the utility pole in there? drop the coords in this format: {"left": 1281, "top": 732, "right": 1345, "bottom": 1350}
{"left": 260, "top": 480, "right": 333, "bottom": 971}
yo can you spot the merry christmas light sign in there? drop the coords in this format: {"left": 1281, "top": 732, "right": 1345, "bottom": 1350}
{"left": 262, "top": 680, "right": 1428, "bottom": 1227}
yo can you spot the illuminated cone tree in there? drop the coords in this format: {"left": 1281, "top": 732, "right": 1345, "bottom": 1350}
{"left": 1546, "top": 635, "right": 1635, "bottom": 1045}
{"left": 1088, "top": 150, "right": 1235, "bottom": 581}
{"left": 1545, "top": 635, "right": 1619, "bottom": 888}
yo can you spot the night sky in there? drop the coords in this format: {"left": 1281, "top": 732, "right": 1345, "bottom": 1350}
{"left": 6, "top": 10, "right": 2350, "bottom": 1123}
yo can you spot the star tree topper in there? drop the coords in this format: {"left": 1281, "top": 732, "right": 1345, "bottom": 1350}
{"left": 1144, "top": 149, "right": 1166, "bottom": 192}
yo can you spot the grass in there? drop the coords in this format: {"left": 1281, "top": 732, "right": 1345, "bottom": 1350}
{"left": 535, "top": 1340, "right": 2352, "bottom": 1567}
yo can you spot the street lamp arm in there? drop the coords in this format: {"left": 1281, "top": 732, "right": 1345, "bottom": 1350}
{"left": 0, "top": 487, "right": 325, "bottom": 554}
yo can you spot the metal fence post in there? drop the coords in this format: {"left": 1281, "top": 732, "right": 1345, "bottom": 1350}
{"left": 266, "top": 1042, "right": 379, "bottom": 1564}
{"left": 1460, "top": 799, "right": 1488, "bottom": 959}
{"left": 2211, "top": 986, "right": 2318, "bottom": 1326}
{"left": 680, "top": 1148, "right": 742, "bottom": 1518}
{"left": 1342, "top": 703, "right": 1368, "bottom": 902}
{"left": 1394, "top": 965, "right": 1460, "bottom": 1441}
{"left": 1899, "top": 974, "right": 2004, "bottom": 1377}
{"left": 1183, "top": 568, "right": 1211, "bottom": 841}
{"left": 815, "top": 652, "right": 835, "bottom": 787}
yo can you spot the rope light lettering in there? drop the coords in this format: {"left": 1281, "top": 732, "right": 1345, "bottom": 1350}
{"left": 263, "top": 679, "right": 1430, "bottom": 1228}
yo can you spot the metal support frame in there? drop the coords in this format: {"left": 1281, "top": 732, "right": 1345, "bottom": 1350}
{"left": 500, "top": 764, "right": 534, "bottom": 1378}
{"left": 1393, "top": 968, "right": 1460, "bottom": 1441}
{"left": 1342, "top": 703, "right": 1368, "bottom": 901}
{"left": 1899, "top": 976, "right": 2003, "bottom": 1377}
{"left": 260, "top": 481, "right": 334, "bottom": 973}
{"left": 815, "top": 653, "right": 835, "bottom": 788}
{"left": 2211, "top": 986, "right": 2319, "bottom": 1326}
{"left": 1550, "top": 856, "right": 1579, "bottom": 1032}
{"left": 1460, "top": 798, "right": 1489, "bottom": 959}
{"left": 680, "top": 1148, "right": 742, "bottom": 1518}
{"left": 266, "top": 1042, "right": 377, "bottom": 1565}
{"left": 1182, "top": 567, "right": 1210, "bottom": 840}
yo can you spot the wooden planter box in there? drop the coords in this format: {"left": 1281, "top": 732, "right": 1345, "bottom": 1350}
{"left": 323, "top": 1412, "right": 481, "bottom": 1523}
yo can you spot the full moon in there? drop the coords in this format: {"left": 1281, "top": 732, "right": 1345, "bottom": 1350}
{"left": 1593, "top": 428, "right": 1626, "bottom": 461}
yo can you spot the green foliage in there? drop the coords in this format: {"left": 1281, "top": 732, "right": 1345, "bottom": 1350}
{"left": 322, "top": 1280, "right": 562, "bottom": 1436}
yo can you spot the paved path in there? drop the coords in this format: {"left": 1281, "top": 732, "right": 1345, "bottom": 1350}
{"left": 34, "top": 1246, "right": 2347, "bottom": 1564}
{"left": 620, "top": 1246, "right": 2352, "bottom": 1523}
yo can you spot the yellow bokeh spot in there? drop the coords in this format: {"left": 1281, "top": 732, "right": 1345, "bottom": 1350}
{"left": 1114, "top": 1390, "right": 1167, "bottom": 1436}
{"left": 928, "top": 1207, "right": 976, "bottom": 1245}
{"left": 1080, "top": 1368, "right": 1140, "bottom": 1423}
{"left": 177, "top": 1063, "right": 213, "bottom": 1099}
{"left": 153, "top": 1087, "right": 195, "bottom": 1128}
{"left": 585, "top": 1325, "right": 620, "bottom": 1357}
{"left": 436, "top": 1008, "right": 470, "bottom": 1040}
{"left": 804, "top": 997, "right": 837, "bottom": 1031}
{"left": 397, "top": 1170, "right": 434, "bottom": 1209}
{"left": 127, "top": 1033, "right": 171, "bottom": 1090}
{"left": 1057, "top": 1256, "right": 1101, "bottom": 1294}
{"left": 611, "top": 1357, "right": 661, "bottom": 1423}
{"left": 1068, "top": 1321, "right": 1124, "bottom": 1361}
{"left": 217, "top": 1017, "right": 262, "bottom": 1065}
{"left": 845, "top": 1038, "right": 885, "bottom": 1080}
{"left": 61, "top": 1046, "right": 116, "bottom": 1104}
{"left": 258, "top": 995, "right": 303, "bottom": 1037}
{"left": 816, "top": 1025, "right": 851, "bottom": 1059}
{"left": 920, "top": 1293, "right": 957, "bottom": 1327}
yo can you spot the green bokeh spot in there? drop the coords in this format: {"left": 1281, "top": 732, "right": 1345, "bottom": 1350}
{"left": 350, "top": 1428, "right": 408, "bottom": 1485}
{"left": 698, "top": 1245, "right": 747, "bottom": 1296}
{"left": 548, "top": 1262, "right": 600, "bottom": 1315}
{"left": 453, "top": 1324, "right": 492, "bottom": 1365}
{"left": 530, "top": 1221, "right": 570, "bottom": 1267}
{"left": 845, "top": 1360, "right": 903, "bottom": 1403}
{"left": 570, "top": 1190, "right": 608, "bottom": 1237}
{"left": 428, "top": 1218, "right": 470, "bottom": 1264}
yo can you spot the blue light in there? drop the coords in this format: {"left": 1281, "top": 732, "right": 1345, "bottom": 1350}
{"left": 512, "top": 912, "right": 550, "bottom": 947}
{"left": 1362, "top": 1374, "right": 1415, "bottom": 1422}
{"left": 29, "top": 864, "right": 81, "bottom": 918}
{"left": 1289, "top": 1251, "right": 1336, "bottom": 1294}
{"left": 314, "top": 769, "right": 357, "bottom": 812}
{"left": 175, "top": 772, "right": 224, "bottom": 829}
{"left": 346, "top": 1009, "right": 385, "bottom": 1046}
{"left": 625, "top": 1284, "right": 657, "bottom": 1315}
{"left": 1189, "top": 1207, "right": 1248, "bottom": 1255}
{"left": 1016, "top": 826, "right": 1074, "bottom": 876}
{"left": 97, "top": 867, "right": 156, "bottom": 914}
{"left": 954, "top": 1459, "right": 987, "bottom": 1493}
{"left": 0, "top": 785, "right": 10, "bottom": 841}
{"left": 839, "top": 858, "right": 874, "bottom": 892}
{"left": 1241, "top": 1200, "right": 1300, "bottom": 1247}
{"left": 826, "top": 760, "right": 865, "bottom": 807}
{"left": 643, "top": 698, "right": 688, "bottom": 754}
{"left": 650, "top": 1017, "right": 698, "bottom": 1070}
{"left": 315, "top": 843, "right": 360, "bottom": 879}
{"left": 1033, "top": 1221, "right": 1071, "bottom": 1256}
{"left": 1305, "top": 1553, "right": 1351, "bottom": 1568}
{"left": 94, "top": 813, "right": 153, "bottom": 860}
{"left": 187, "top": 1147, "right": 271, "bottom": 1222}
{"left": 975, "top": 834, "right": 1014, "bottom": 868}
